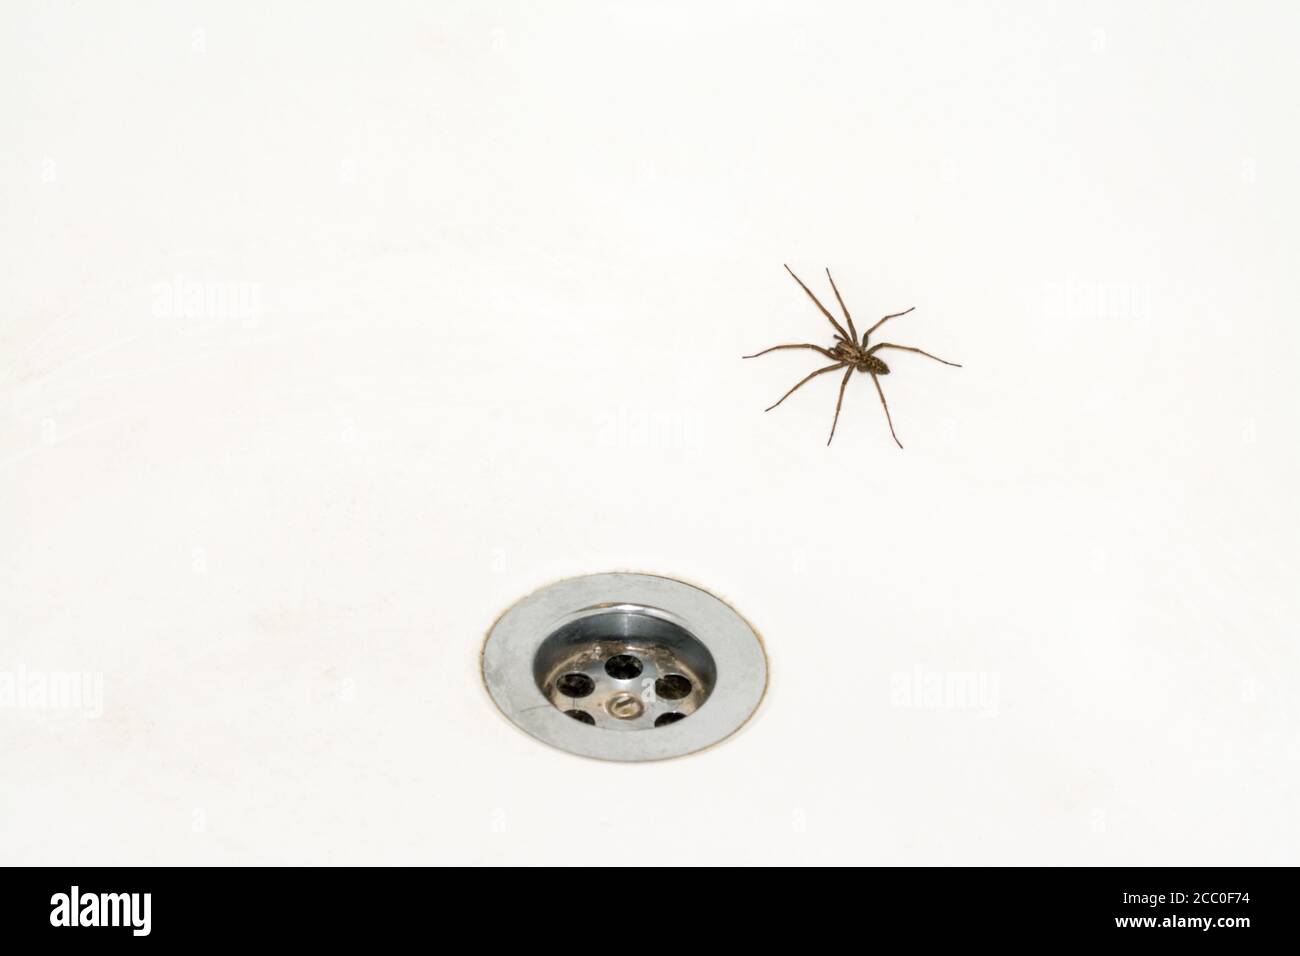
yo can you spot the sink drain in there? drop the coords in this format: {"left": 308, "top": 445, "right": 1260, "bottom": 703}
{"left": 482, "top": 573, "right": 767, "bottom": 761}
{"left": 536, "top": 607, "right": 715, "bottom": 731}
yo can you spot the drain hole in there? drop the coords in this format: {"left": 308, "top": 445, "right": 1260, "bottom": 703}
{"left": 655, "top": 674, "right": 692, "bottom": 700}
{"left": 604, "top": 654, "right": 643, "bottom": 680}
{"left": 556, "top": 673, "right": 595, "bottom": 698}
{"left": 655, "top": 712, "right": 687, "bottom": 727}
{"left": 565, "top": 709, "right": 595, "bottom": 725}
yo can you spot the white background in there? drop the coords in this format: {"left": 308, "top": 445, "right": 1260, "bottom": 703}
{"left": 2, "top": 1, "right": 1298, "bottom": 865}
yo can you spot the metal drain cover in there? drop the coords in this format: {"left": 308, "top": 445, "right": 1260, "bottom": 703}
{"left": 482, "top": 573, "right": 767, "bottom": 761}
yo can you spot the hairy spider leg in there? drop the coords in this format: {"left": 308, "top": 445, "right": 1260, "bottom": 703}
{"left": 742, "top": 342, "right": 838, "bottom": 360}
{"left": 870, "top": 372, "right": 903, "bottom": 449}
{"left": 824, "top": 269, "right": 857, "bottom": 344}
{"left": 863, "top": 306, "right": 915, "bottom": 344}
{"left": 764, "top": 361, "right": 847, "bottom": 412}
{"left": 784, "top": 264, "right": 851, "bottom": 343}
{"left": 869, "top": 342, "right": 961, "bottom": 367}
{"left": 826, "top": 365, "right": 856, "bottom": 445}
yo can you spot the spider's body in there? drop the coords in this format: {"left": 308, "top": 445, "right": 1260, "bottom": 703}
{"left": 830, "top": 340, "right": 891, "bottom": 375}
{"left": 744, "top": 265, "right": 959, "bottom": 447}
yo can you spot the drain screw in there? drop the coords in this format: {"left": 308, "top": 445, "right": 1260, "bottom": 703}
{"left": 607, "top": 693, "right": 644, "bottom": 720}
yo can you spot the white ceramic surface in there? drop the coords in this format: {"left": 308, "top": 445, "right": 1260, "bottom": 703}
{"left": 2, "top": 1, "right": 1298, "bottom": 864}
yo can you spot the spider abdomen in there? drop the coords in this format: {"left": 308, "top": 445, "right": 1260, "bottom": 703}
{"left": 858, "top": 355, "right": 890, "bottom": 375}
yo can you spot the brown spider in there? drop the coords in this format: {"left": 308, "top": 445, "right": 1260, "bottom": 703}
{"left": 744, "top": 265, "right": 960, "bottom": 447}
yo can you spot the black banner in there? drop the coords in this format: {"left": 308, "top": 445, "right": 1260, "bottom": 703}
{"left": 0, "top": 867, "right": 1286, "bottom": 944}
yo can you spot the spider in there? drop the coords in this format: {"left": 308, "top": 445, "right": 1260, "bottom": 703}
{"left": 744, "top": 265, "right": 960, "bottom": 447}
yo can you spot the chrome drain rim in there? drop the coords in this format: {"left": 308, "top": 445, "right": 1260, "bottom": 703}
{"left": 482, "top": 573, "right": 767, "bottom": 762}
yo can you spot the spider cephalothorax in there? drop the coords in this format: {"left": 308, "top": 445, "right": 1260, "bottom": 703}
{"left": 829, "top": 340, "right": 890, "bottom": 374}
{"left": 744, "top": 265, "right": 960, "bottom": 447}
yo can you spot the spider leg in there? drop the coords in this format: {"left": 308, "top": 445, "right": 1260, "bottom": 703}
{"left": 764, "top": 362, "right": 846, "bottom": 412}
{"left": 868, "top": 342, "right": 961, "bottom": 367}
{"left": 870, "top": 372, "right": 903, "bottom": 449}
{"left": 826, "top": 365, "right": 855, "bottom": 445}
{"left": 824, "top": 269, "right": 857, "bottom": 344}
{"left": 863, "top": 306, "right": 915, "bottom": 343}
{"left": 742, "top": 342, "right": 837, "bottom": 360}
{"left": 784, "top": 264, "right": 851, "bottom": 342}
